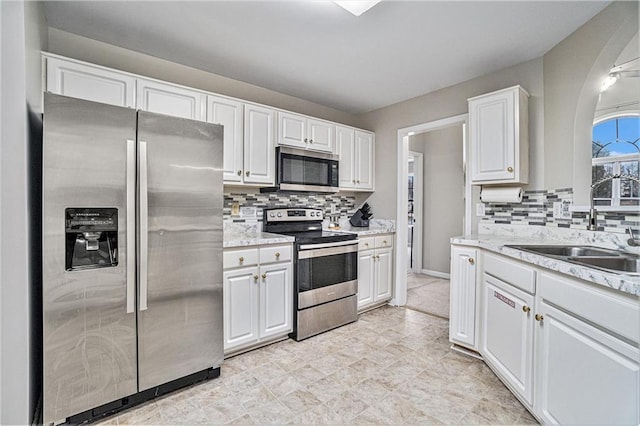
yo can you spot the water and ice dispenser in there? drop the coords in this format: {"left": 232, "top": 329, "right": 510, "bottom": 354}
{"left": 65, "top": 208, "right": 118, "bottom": 271}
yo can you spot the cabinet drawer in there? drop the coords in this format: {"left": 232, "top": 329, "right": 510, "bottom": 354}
{"left": 223, "top": 248, "right": 259, "bottom": 269}
{"left": 374, "top": 235, "right": 393, "bottom": 249}
{"left": 484, "top": 252, "right": 535, "bottom": 294}
{"left": 260, "top": 245, "right": 292, "bottom": 264}
{"left": 359, "top": 237, "right": 375, "bottom": 251}
{"left": 538, "top": 272, "right": 640, "bottom": 343}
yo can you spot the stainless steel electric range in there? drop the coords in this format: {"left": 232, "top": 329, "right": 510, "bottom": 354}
{"left": 263, "top": 208, "right": 358, "bottom": 340}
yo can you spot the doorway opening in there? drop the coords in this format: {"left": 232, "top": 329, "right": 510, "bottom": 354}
{"left": 407, "top": 151, "right": 423, "bottom": 273}
{"left": 393, "top": 113, "right": 475, "bottom": 319}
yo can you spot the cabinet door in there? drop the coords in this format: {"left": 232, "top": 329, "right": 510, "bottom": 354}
{"left": 469, "top": 89, "right": 515, "bottom": 182}
{"left": 337, "top": 126, "right": 356, "bottom": 189}
{"left": 223, "top": 267, "right": 259, "bottom": 352}
{"left": 46, "top": 56, "right": 135, "bottom": 107}
{"left": 244, "top": 104, "right": 275, "bottom": 184}
{"left": 535, "top": 301, "right": 639, "bottom": 425}
{"left": 259, "top": 262, "right": 292, "bottom": 340}
{"left": 307, "top": 118, "right": 334, "bottom": 153}
{"left": 449, "top": 246, "right": 477, "bottom": 349}
{"left": 278, "top": 111, "right": 307, "bottom": 149}
{"left": 481, "top": 274, "right": 535, "bottom": 405}
{"left": 374, "top": 248, "right": 393, "bottom": 302}
{"left": 207, "top": 95, "right": 244, "bottom": 182}
{"left": 355, "top": 130, "right": 374, "bottom": 190}
{"left": 357, "top": 250, "right": 375, "bottom": 309}
{"left": 136, "top": 78, "right": 206, "bottom": 121}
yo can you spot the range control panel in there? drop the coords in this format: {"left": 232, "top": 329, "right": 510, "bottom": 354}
{"left": 264, "top": 208, "right": 323, "bottom": 223}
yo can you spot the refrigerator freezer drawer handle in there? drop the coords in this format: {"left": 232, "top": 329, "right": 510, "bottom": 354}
{"left": 126, "top": 139, "right": 136, "bottom": 314}
{"left": 139, "top": 140, "right": 149, "bottom": 311}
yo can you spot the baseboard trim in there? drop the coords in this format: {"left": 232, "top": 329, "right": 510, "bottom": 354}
{"left": 420, "top": 269, "right": 450, "bottom": 280}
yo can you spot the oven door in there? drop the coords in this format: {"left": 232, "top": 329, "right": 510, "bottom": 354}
{"left": 296, "top": 240, "right": 358, "bottom": 309}
{"left": 277, "top": 147, "right": 339, "bottom": 193}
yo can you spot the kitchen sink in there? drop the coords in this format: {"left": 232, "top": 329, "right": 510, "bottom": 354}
{"left": 507, "top": 244, "right": 640, "bottom": 275}
{"left": 506, "top": 245, "right": 622, "bottom": 257}
{"left": 567, "top": 255, "right": 640, "bottom": 275}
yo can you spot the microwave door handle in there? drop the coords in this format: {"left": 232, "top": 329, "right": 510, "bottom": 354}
{"left": 126, "top": 139, "right": 136, "bottom": 314}
{"left": 138, "top": 140, "right": 149, "bottom": 311}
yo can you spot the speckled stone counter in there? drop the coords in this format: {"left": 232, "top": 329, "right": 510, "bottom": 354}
{"left": 223, "top": 231, "right": 294, "bottom": 249}
{"left": 452, "top": 224, "right": 640, "bottom": 296}
{"left": 327, "top": 218, "right": 396, "bottom": 236}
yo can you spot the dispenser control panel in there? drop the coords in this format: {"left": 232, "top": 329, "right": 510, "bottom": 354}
{"left": 65, "top": 208, "right": 118, "bottom": 271}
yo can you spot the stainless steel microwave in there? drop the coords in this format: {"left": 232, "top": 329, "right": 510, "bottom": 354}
{"left": 271, "top": 146, "right": 339, "bottom": 193}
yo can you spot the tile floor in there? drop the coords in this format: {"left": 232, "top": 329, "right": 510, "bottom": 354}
{"left": 97, "top": 306, "right": 538, "bottom": 425}
{"left": 406, "top": 274, "right": 451, "bottom": 319}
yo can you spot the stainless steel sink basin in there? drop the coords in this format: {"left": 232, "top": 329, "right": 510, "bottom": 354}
{"left": 507, "top": 244, "right": 640, "bottom": 275}
{"left": 568, "top": 255, "right": 640, "bottom": 275}
{"left": 506, "top": 245, "right": 622, "bottom": 257}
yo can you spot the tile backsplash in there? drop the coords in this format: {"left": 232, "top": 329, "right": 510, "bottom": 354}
{"left": 480, "top": 188, "right": 639, "bottom": 233}
{"left": 224, "top": 192, "right": 356, "bottom": 222}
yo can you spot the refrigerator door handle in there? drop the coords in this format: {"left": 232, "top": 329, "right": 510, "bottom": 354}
{"left": 126, "top": 139, "right": 136, "bottom": 314}
{"left": 138, "top": 140, "right": 149, "bottom": 311}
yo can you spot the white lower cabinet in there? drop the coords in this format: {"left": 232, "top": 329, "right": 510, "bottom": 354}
{"left": 452, "top": 249, "right": 640, "bottom": 423}
{"left": 449, "top": 246, "right": 478, "bottom": 349}
{"left": 223, "top": 244, "right": 292, "bottom": 354}
{"left": 357, "top": 235, "right": 393, "bottom": 311}
{"left": 534, "top": 272, "right": 639, "bottom": 425}
{"left": 481, "top": 273, "right": 534, "bottom": 405}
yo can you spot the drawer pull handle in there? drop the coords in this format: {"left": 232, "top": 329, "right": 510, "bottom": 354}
{"left": 383, "top": 240, "right": 387, "bottom": 244}
{"left": 468, "top": 258, "right": 475, "bottom": 265}
{"left": 246, "top": 171, "right": 250, "bottom": 176}
{"left": 507, "top": 166, "right": 514, "bottom": 173}
{"left": 262, "top": 273, "right": 267, "bottom": 280}
{"left": 535, "top": 314, "right": 544, "bottom": 322}
{"left": 239, "top": 257, "right": 244, "bottom": 263}
{"left": 253, "top": 274, "right": 258, "bottom": 281}
{"left": 364, "top": 243, "right": 369, "bottom": 247}
{"left": 522, "top": 306, "right": 531, "bottom": 313}
{"left": 275, "top": 252, "right": 280, "bottom": 259}
{"left": 237, "top": 170, "right": 242, "bottom": 176}
{"left": 304, "top": 138, "right": 308, "bottom": 143}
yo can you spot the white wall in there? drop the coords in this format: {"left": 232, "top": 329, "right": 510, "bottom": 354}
{"left": 47, "top": 28, "right": 364, "bottom": 129}
{"left": 1, "top": 1, "right": 47, "bottom": 423}
{"left": 359, "top": 58, "right": 544, "bottom": 220}
{"left": 543, "top": 1, "right": 638, "bottom": 204}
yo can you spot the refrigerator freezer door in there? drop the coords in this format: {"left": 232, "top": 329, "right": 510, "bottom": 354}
{"left": 42, "top": 94, "right": 138, "bottom": 423}
{"left": 136, "top": 111, "right": 224, "bottom": 391}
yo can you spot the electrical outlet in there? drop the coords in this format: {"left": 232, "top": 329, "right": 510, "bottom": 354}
{"left": 476, "top": 203, "right": 486, "bottom": 217}
{"left": 331, "top": 204, "right": 337, "bottom": 214}
{"left": 553, "top": 201, "right": 572, "bottom": 219}
{"left": 240, "top": 206, "right": 257, "bottom": 218}
{"left": 231, "top": 203, "right": 240, "bottom": 216}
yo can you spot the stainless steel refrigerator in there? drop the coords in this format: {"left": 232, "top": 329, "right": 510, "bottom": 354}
{"left": 42, "top": 93, "right": 224, "bottom": 424}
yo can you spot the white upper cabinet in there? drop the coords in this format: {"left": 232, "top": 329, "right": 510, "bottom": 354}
{"left": 136, "top": 78, "right": 206, "bottom": 121}
{"left": 468, "top": 85, "right": 529, "bottom": 184}
{"left": 45, "top": 56, "right": 135, "bottom": 108}
{"left": 207, "top": 95, "right": 244, "bottom": 183}
{"left": 337, "top": 126, "right": 374, "bottom": 191}
{"left": 277, "top": 111, "right": 334, "bottom": 153}
{"left": 244, "top": 104, "right": 275, "bottom": 185}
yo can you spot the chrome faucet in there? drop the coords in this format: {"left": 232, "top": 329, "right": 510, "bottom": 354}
{"left": 589, "top": 173, "right": 640, "bottom": 231}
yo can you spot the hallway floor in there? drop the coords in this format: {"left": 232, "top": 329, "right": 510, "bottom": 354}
{"left": 406, "top": 274, "right": 451, "bottom": 319}
{"left": 96, "top": 306, "right": 536, "bottom": 425}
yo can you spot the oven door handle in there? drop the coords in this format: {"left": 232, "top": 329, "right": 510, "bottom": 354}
{"left": 298, "top": 241, "right": 359, "bottom": 259}
{"left": 299, "top": 239, "right": 359, "bottom": 251}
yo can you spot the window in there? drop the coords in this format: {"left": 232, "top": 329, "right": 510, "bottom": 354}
{"left": 592, "top": 116, "right": 640, "bottom": 206}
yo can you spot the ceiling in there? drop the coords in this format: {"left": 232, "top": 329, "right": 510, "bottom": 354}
{"left": 44, "top": 1, "right": 609, "bottom": 114}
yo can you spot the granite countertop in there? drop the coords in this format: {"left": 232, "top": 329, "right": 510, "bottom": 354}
{"left": 451, "top": 233, "right": 640, "bottom": 296}
{"left": 223, "top": 231, "right": 294, "bottom": 249}
{"left": 327, "top": 219, "right": 396, "bottom": 236}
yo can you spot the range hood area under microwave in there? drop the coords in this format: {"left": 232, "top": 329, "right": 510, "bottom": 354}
{"left": 261, "top": 146, "right": 340, "bottom": 193}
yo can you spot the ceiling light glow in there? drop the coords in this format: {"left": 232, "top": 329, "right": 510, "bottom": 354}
{"left": 601, "top": 73, "right": 619, "bottom": 91}
{"left": 333, "top": 1, "right": 381, "bottom": 16}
